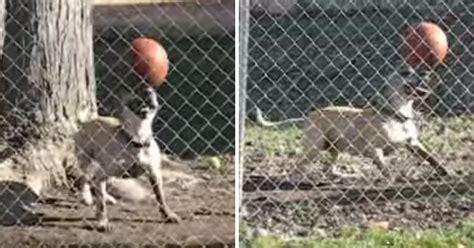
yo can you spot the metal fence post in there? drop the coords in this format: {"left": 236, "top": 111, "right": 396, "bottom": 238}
{"left": 239, "top": 0, "right": 250, "bottom": 211}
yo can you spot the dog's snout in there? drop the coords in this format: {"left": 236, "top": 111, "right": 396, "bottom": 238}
{"left": 122, "top": 86, "right": 159, "bottom": 120}
{"left": 136, "top": 106, "right": 151, "bottom": 117}
{"left": 146, "top": 93, "right": 159, "bottom": 109}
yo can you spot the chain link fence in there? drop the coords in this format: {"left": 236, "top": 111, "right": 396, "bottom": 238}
{"left": 0, "top": 0, "right": 235, "bottom": 246}
{"left": 240, "top": 0, "right": 473, "bottom": 239}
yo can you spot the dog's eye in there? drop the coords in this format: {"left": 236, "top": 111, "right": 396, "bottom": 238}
{"left": 128, "top": 100, "right": 141, "bottom": 110}
{"left": 146, "top": 95, "right": 159, "bottom": 108}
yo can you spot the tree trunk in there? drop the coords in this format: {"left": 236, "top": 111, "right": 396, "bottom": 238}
{"left": 0, "top": 0, "right": 96, "bottom": 188}
{"left": 0, "top": 0, "right": 4, "bottom": 56}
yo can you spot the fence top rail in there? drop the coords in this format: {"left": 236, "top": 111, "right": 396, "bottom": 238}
{"left": 94, "top": 0, "right": 234, "bottom": 6}
{"left": 249, "top": 0, "right": 464, "bottom": 14}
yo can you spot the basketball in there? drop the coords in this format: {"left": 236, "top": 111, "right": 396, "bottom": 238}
{"left": 402, "top": 22, "right": 448, "bottom": 69}
{"left": 130, "top": 37, "right": 169, "bottom": 86}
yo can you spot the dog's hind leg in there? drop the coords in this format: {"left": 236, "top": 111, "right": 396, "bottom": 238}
{"left": 302, "top": 143, "right": 322, "bottom": 164}
{"left": 370, "top": 148, "right": 393, "bottom": 180}
{"left": 92, "top": 178, "right": 112, "bottom": 232}
{"left": 147, "top": 163, "right": 181, "bottom": 223}
{"left": 77, "top": 165, "right": 117, "bottom": 205}
{"left": 75, "top": 153, "right": 95, "bottom": 206}
{"left": 81, "top": 181, "right": 94, "bottom": 206}
{"left": 104, "top": 191, "right": 117, "bottom": 205}
{"left": 80, "top": 181, "right": 117, "bottom": 205}
{"left": 301, "top": 125, "right": 330, "bottom": 163}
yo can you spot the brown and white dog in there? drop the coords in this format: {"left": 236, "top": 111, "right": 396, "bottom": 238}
{"left": 256, "top": 71, "right": 448, "bottom": 179}
{"left": 73, "top": 86, "right": 180, "bottom": 232}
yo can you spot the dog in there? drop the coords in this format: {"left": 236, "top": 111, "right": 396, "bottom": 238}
{"left": 255, "top": 71, "right": 448, "bottom": 179}
{"left": 73, "top": 86, "right": 180, "bottom": 232}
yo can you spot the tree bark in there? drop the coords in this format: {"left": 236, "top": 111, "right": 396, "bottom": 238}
{"left": 0, "top": 0, "right": 4, "bottom": 56}
{"left": 0, "top": 0, "right": 96, "bottom": 188}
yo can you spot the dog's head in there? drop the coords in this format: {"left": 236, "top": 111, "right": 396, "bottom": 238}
{"left": 120, "top": 86, "right": 159, "bottom": 138}
{"left": 121, "top": 86, "right": 159, "bottom": 120}
{"left": 371, "top": 71, "right": 420, "bottom": 120}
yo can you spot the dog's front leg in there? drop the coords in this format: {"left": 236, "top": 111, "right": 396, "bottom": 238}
{"left": 147, "top": 165, "right": 181, "bottom": 223}
{"left": 371, "top": 148, "right": 393, "bottom": 180}
{"left": 81, "top": 181, "right": 94, "bottom": 206}
{"left": 80, "top": 180, "right": 117, "bottom": 205}
{"left": 93, "top": 179, "right": 112, "bottom": 232}
{"left": 406, "top": 141, "right": 448, "bottom": 176}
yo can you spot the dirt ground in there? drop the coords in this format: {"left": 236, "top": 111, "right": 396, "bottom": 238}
{"left": 242, "top": 139, "right": 474, "bottom": 238}
{"left": 0, "top": 165, "right": 235, "bottom": 247}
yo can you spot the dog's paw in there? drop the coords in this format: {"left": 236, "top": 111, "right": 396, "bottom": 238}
{"left": 378, "top": 169, "right": 395, "bottom": 183}
{"left": 435, "top": 165, "right": 450, "bottom": 177}
{"left": 165, "top": 211, "right": 181, "bottom": 223}
{"left": 96, "top": 222, "right": 113, "bottom": 232}
{"left": 105, "top": 194, "right": 117, "bottom": 205}
{"left": 82, "top": 196, "right": 94, "bottom": 206}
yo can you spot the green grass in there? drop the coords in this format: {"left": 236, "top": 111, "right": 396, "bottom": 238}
{"left": 240, "top": 221, "right": 474, "bottom": 248}
{"left": 421, "top": 116, "right": 474, "bottom": 159}
{"left": 244, "top": 123, "right": 303, "bottom": 158}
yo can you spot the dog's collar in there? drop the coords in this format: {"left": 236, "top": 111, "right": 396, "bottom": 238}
{"left": 117, "top": 127, "right": 151, "bottom": 148}
{"left": 394, "top": 112, "right": 412, "bottom": 122}
{"left": 130, "top": 139, "right": 151, "bottom": 148}
{"left": 379, "top": 107, "right": 412, "bottom": 122}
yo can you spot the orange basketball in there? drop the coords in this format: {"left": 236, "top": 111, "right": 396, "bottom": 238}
{"left": 402, "top": 22, "right": 448, "bottom": 69}
{"left": 130, "top": 37, "right": 169, "bottom": 86}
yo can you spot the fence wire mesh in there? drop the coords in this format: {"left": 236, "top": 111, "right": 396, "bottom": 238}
{"left": 0, "top": 0, "right": 235, "bottom": 247}
{"left": 240, "top": 0, "right": 473, "bottom": 239}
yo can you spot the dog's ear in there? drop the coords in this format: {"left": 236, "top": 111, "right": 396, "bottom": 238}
{"left": 117, "top": 89, "right": 134, "bottom": 107}
{"left": 398, "top": 99, "right": 416, "bottom": 119}
{"left": 145, "top": 86, "right": 159, "bottom": 109}
{"left": 401, "top": 83, "right": 431, "bottom": 100}
{"left": 413, "top": 86, "right": 431, "bottom": 98}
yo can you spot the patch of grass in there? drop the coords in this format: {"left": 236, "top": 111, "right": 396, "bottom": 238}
{"left": 190, "top": 155, "right": 234, "bottom": 175}
{"left": 244, "top": 123, "right": 303, "bottom": 158}
{"left": 240, "top": 220, "right": 474, "bottom": 248}
{"left": 421, "top": 116, "right": 474, "bottom": 159}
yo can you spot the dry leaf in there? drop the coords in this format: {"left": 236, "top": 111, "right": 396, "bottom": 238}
{"left": 366, "top": 221, "right": 390, "bottom": 230}
{"left": 457, "top": 243, "right": 466, "bottom": 248}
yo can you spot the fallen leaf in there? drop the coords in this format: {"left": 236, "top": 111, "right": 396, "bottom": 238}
{"left": 366, "top": 220, "right": 390, "bottom": 230}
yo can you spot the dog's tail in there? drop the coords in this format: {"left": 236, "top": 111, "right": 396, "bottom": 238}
{"left": 254, "top": 108, "right": 305, "bottom": 128}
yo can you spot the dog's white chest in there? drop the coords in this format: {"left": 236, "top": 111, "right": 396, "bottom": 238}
{"left": 382, "top": 119, "right": 418, "bottom": 144}
{"left": 137, "top": 146, "right": 152, "bottom": 165}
